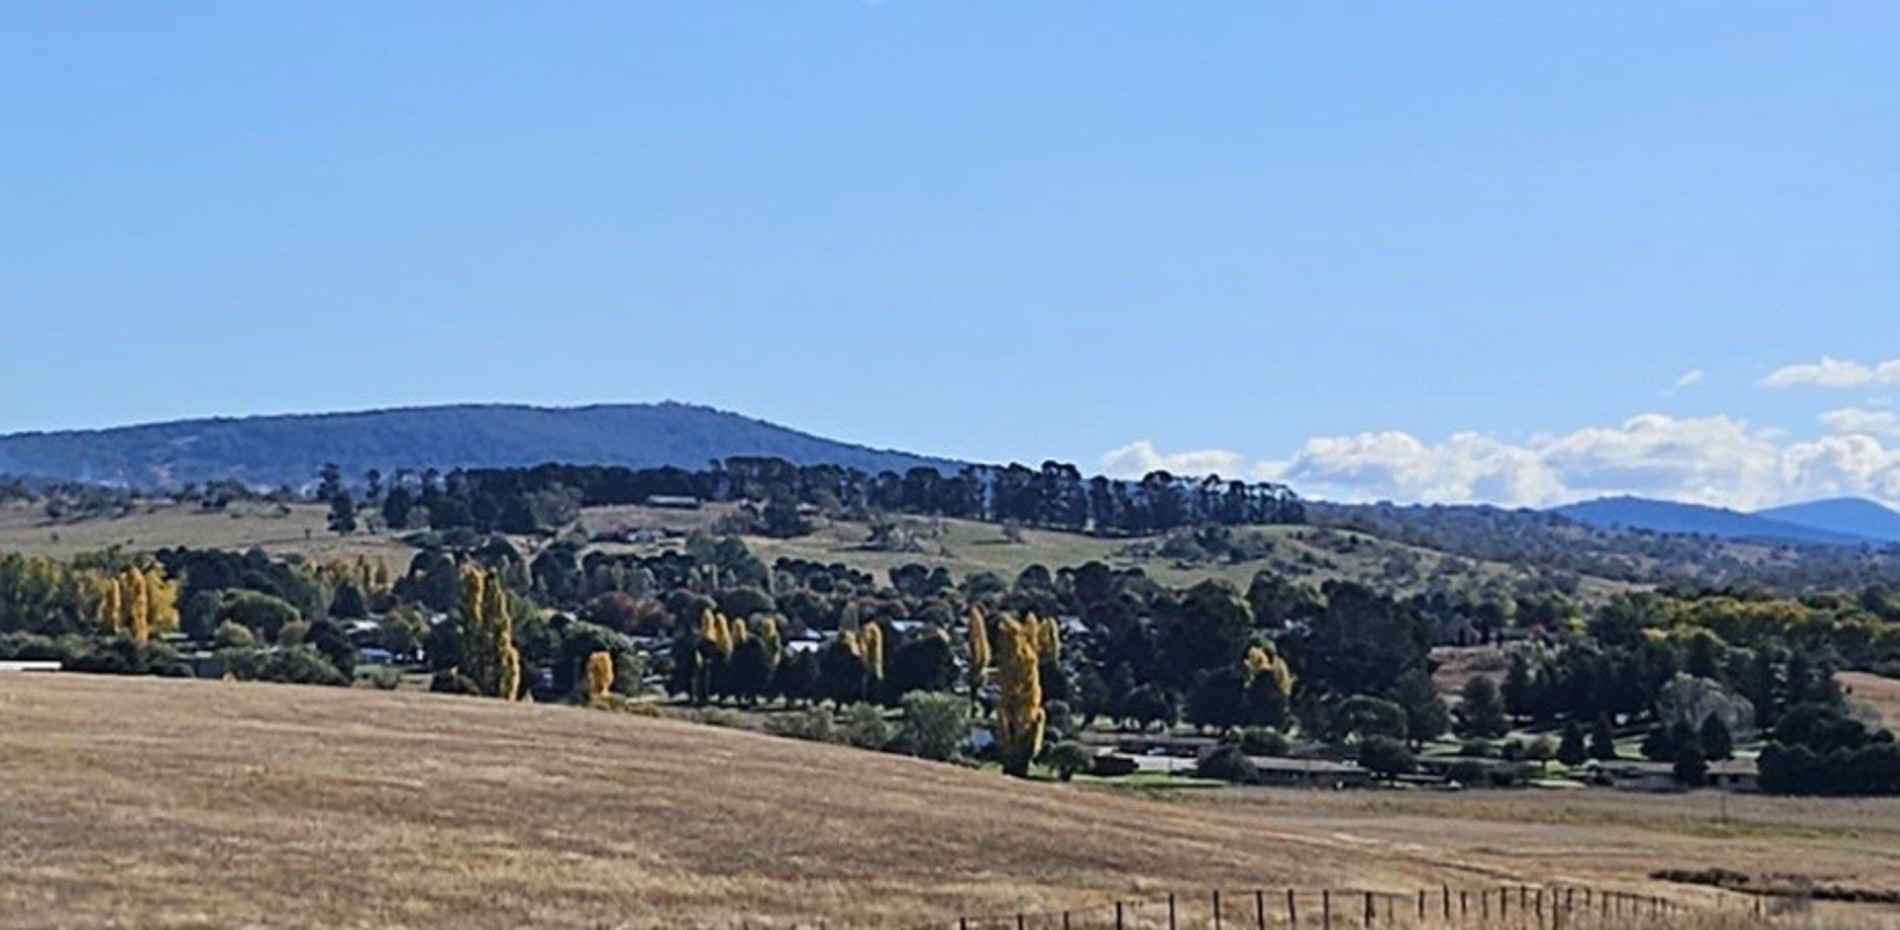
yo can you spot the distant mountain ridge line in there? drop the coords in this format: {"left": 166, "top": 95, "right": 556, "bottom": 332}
{"left": 0, "top": 402, "right": 966, "bottom": 489}
{"left": 1550, "top": 495, "right": 1900, "bottom": 546}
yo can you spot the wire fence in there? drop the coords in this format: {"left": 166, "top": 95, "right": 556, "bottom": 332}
{"left": 873, "top": 883, "right": 1773, "bottom": 930}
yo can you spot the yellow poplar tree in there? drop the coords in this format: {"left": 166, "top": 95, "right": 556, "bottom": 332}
{"left": 117, "top": 568, "right": 149, "bottom": 642}
{"left": 1245, "top": 644, "right": 1294, "bottom": 697}
{"left": 966, "top": 607, "right": 991, "bottom": 712}
{"left": 461, "top": 565, "right": 522, "bottom": 700}
{"left": 583, "top": 650, "right": 615, "bottom": 706}
{"left": 78, "top": 570, "right": 118, "bottom": 633}
{"left": 756, "top": 615, "right": 784, "bottom": 669}
{"left": 860, "top": 621, "right": 885, "bottom": 682}
{"left": 143, "top": 566, "right": 180, "bottom": 640}
{"left": 994, "top": 613, "right": 1046, "bottom": 778}
{"left": 1035, "top": 613, "right": 1061, "bottom": 662}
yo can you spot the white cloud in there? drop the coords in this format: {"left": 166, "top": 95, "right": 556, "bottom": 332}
{"left": 1761, "top": 355, "right": 1900, "bottom": 388}
{"left": 1109, "top": 413, "right": 1900, "bottom": 510}
{"left": 1099, "top": 440, "right": 1247, "bottom": 479}
{"left": 1674, "top": 369, "right": 1706, "bottom": 389}
{"left": 1821, "top": 407, "right": 1900, "bottom": 437}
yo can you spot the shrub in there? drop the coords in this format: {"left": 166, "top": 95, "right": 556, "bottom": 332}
{"left": 1447, "top": 760, "right": 1486, "bottom": 788}
{"left": 1047, "top": 741, "right": 1096, "bottom": 781}
{"left": 765, "top": 706, "right": 839, "bottom": 744}
{"left": 212, "top": 622, "right": 256, "bottom": 650}
{"left": 896, "top": 692, "right": 968, "bottom": 762}
{"left": 1239, "top": 727, "right": 1291, "bottom": 757}
{"left": 1196, "top": 744, "right": 1259, "bottom": 784}
{"left": 696, "top": 708, "right": 744, "bottom": 729}
{"left": 1458, "top": 739, "right": 1495, "bottom": 758}
{"left": 840, "top": 703, "right": 893, "bottom": 750}
{"left": 429, "top": 669, "right": 482, "bottom": 695}
{"left": 367, "top": 666, "right": 404, "bottom": 691}
{"left": 1359, "top": 735, "right": 1416, "bottom": 778}
{"left": 1486, "top": 767, "right": 1523, "bottom": 789}
{"left": 254, "top": 645, "right": 349, "bottom": 687}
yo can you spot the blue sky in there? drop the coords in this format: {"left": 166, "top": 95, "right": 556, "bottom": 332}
{"left": 5, "top": 3, "right": 1900, "bottom": 507}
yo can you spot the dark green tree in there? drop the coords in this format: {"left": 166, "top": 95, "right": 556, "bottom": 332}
{"left": 1589, "top": 713, "right": 1618, "bottom": 760}
{"left": 1185, "top": 665, "right": 1249, "bottom": 734}
{"left": 326, "top": 493, "right": 357, "bottom": 536}
{"left": 772, "top": 649, "right": 820, "bottom": 706}
{"left": 1392, "top": 668, "right": 1451, "bottom": 746}
{"left": 1673, "top": 740, "right": 1708, "bottom": 786}
{"left": 1699, "top": 713, "right": 1734, "bottom": 761}
{"left": 1557, "top": 719, "right": 1589, "bottom": 767}
{"left": 1457, "top": 675, "right": 1509, "bottom": 739}
{"left": 1503, "top": 654, "right": 1533, "bottom": 723}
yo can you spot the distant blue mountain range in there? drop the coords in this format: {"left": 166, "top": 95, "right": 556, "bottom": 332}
{"left": 1552, "top": 495, "right": 1900, "bottom": 547}
{"left": 0, "top": 403, "right": 963, "bottom": 489}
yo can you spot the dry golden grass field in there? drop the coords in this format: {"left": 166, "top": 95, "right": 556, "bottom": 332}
{"left": 3, "top": 675, "right": 1898, "bottom": 930}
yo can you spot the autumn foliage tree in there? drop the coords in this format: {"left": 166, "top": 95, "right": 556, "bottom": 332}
{"left": 966, "top": 608, "right": 991, "bottom": 714}
{"left": 459, "top": 565, "right": 522, "bottom": 700}
{"left": 994, "top": 613, "right": 1047, "bottom": 778}
{"left": 860, "top": 620, "right": 885, "bottom": 684}
{"left": 82, "top": 565, "right": 181, "bottom": 643}
{"left": 583, "top": 650, "right": 615, "bottom": 706}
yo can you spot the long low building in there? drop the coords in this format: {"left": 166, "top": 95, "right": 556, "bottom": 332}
{"left": 0, "top": 661, "right": 62, "bottom": 673}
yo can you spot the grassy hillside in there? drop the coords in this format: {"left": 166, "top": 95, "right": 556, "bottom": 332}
{"left": 0, "top": 499, "right": 1638, "bottom": 601}
{"left": 9, "top": 675, "right": 1900, "bottom": 928}
{"left": 0, "top": 676, "right": 1461, "bottom": 929}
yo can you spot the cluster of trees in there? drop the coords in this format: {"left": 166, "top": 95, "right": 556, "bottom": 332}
{"left": 332, "top": 457, "right": 1304, "bottom": 537}
{"left": 1757, "top": 704, "right": 1900, "bottom": 795}
{"left": 0, "top": 552, "right": 180, "bottom": 642}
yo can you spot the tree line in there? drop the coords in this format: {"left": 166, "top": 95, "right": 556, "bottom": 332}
{"left": 338, "top": 458, "right": 1303, "bottom": 537}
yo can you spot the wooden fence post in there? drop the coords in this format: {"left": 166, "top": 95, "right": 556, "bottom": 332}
{"left": 1289, "top": 890, "right": 1299, "bottom": 929}
{"left": 1443, "top": 885, "right": 1452, "bottom": 921}
{"left": 1364, "top": 891, "right": 1374, "bottom": 929}
{"left": 1215, "top": 890, "right": 1223, "bottom": 930}
{"left": 1169, "top": 892, "right": 1178, "bottom": 930}
{"left": 1323, "top": 890, "right": 1332, "bottom": 930}
{"left": 1116, "top": 900, "right": 1125, "bottom": 930}
{"left": 1255, "top": 890, "right": 1266, "bottom": 930}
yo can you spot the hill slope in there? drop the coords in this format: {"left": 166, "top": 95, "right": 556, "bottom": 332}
{"left": 0, "top": 403, "right": 960, "bottom": 489}
{"left": 1756, "top": 497, "right": 1900, "bottom": 545}
{"left": 1551, "top": 496, "right": 1873, "bottom": 546}
{"left": 0, "top": 675, "right": 1456, "bottom": 929}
